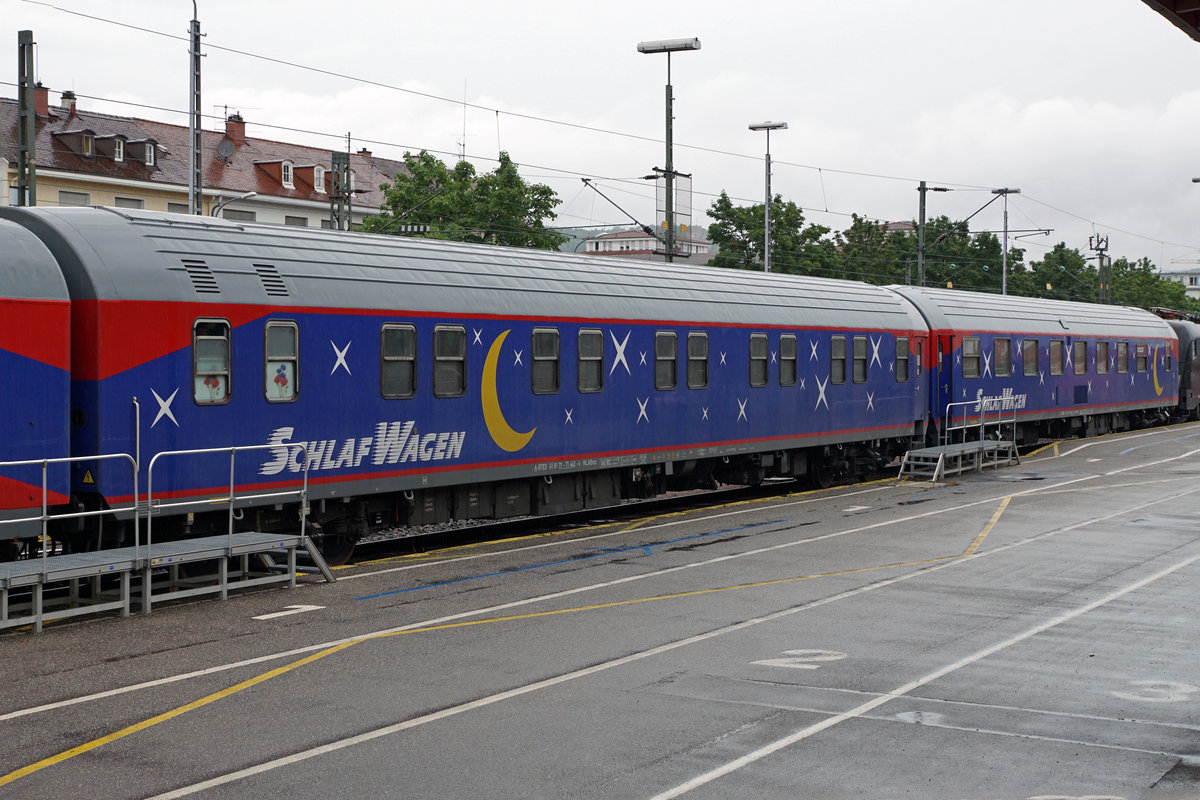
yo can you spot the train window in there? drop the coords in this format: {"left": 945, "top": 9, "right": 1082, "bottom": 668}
{"left": 831, "top": 336, "right": 846, "bottom": 385}
{"left": 381, "top": 324, "right": 417, "bottom": 398}
{"left": 1049, "top": 340, "right": 1065, "bottom": 376}
{"left": 194, "top": 319, "right": 231, "bottom": 404}
{"left": 1193, "top": 340, "right": 1199, "bottom": 359}
{"left": 532, "top": 328, "right": 559, "bottom": 395}
{"left": 1073, "top": 341, "right": 1087, "bottom": 375}
{"left": 688, "top": 332, "right": 709, "bottom": 389}
{"left": 962, "top": 337, "right": 981, "bottom": 378}
{"left": 850, "top": 336, "right": 867, "bottom": 383}
{"left": 780, "top": 334, "right": 797, "bottom": 386}
{"left": 1136, "top": 343, "right": 1148, "bottom": 373}
{"left": 1117, "top": 341, "right": 1129, "bottom": 373}
{"left": 433, "top": 325, "right": 467, "bottom": 398}
{"left": 750, "top": 333, "right": 769, "bottom": 387}
{"left": 994, "top": 338, "right": 1011, "bottom": 377}
{"left": 896, "top": 337, "right": 909, "bottom": 383}
{"left": 264, "top": 321, "right": 298, "bottom": 403}
{"left": 578, "top": 329, "right": 604, "bottom": 393}
{"left": 655, "top": 331, "right": 677, "bottom": 390}
{"left": 1096, "top": 341, "right": 1109, "bottom": 375}
{"left": 1022, "top": 339, "right": 1039, "bottom": 377}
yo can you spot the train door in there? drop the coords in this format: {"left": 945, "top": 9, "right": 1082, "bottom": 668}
{"left": 938, "top": 333, "right": 955, "bottom": 429}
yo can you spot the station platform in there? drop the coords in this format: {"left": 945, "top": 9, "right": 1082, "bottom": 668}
{"left": 0, "top": 532, "right": 334, "bottom": 634}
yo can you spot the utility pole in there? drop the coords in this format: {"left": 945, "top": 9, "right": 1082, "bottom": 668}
{"left": 187, "top": 3, "right": 203, "bottom": 214}
{"left": 1091, "top": 234, "right": 1111, "bottom": 304}
{"left": 992, "top": 188, "right": 1021, "bottom": 295}
{"left": 16, "top": 30, "right": 36, "bottom": 206}
{"left": 916, "top": 181, "right": 949, "bottom": 286}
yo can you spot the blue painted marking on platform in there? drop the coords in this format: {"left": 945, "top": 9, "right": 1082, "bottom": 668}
{"left": 355, "top": 520, "right": 785, "bottom": 601}
{"left": 1118, "top": 432, "right": 1200, "bottom": 456}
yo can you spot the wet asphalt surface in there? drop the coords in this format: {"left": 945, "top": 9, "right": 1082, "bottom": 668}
{"left": 6, "top": 423, "right": 1200, "bottom": 799}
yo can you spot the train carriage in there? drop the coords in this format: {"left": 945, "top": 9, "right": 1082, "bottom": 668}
{"left": 0, "top": 217, "right": 71, "bottom": 555}
{"left": 891, "top": 286, "right": 1179, "bottom": 443}
{"left": 0, "top": 207, "right": 928, "bottom": 553}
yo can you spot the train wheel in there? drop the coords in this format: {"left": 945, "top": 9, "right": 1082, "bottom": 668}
{"left": 312, "top": 519, "right": 356, "bottom": 566}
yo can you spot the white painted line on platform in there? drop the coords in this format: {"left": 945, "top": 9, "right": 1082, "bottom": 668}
{"left": 842, "top": 506, "right": 871, "bottom": 513}
{"left": 252, "top": 605, "right": 324, "bottom": 621}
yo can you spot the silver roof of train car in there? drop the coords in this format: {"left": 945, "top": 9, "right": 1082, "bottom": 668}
{"left": 889, "top": 285, "right": 1175, "bottom": 339}
{"left": 0, "top": 217, "right": 70, "bottom": 300}
{"left": 0, "top": 206, "right": 925, "bottom": 331}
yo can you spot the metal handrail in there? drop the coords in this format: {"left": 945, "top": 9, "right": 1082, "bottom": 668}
{"left": 0, "top": 453, "right": 138, "bottom": 576}
{"left": 145, "top": 443, "right": 309, "bottom": 559}
{"left": 942, "top": 400, "right": 1017, "bottom": 448}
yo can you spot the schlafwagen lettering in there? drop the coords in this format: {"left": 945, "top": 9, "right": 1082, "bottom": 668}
{"left": 260, "top": 423, "right": 467, "bottom": 475}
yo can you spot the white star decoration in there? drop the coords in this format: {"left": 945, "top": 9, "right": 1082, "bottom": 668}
{"left": 152, "top": 387, "right": 179, "bottom": 428}
{"left": 815, "top": 375, "right": 829, "bottom": 410}
{"left": 636, "top": 397, "right": 649, "bottom": 423}
{"left": 610, "top": 331, "right": 631, "bottom": 376}
{"left": 513, "top": 349, "right": 523, "bottom": 366}
{"left": 737, "top": 398, "right": 748, "bottom": 421}
{"left": 331, "top": 341, "right": 351, "bottom": 375}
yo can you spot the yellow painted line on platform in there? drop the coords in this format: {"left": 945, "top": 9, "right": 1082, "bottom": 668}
{"left": 0, "top": 639, "right": 359, "bottom": 789}
{"left": 964, "top": 496, "right": 1010, "bottom": 556}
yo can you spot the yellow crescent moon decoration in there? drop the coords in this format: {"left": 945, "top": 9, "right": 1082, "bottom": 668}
{"left": 1152, "top": 345, "right": 1164, "bottom": 397}
{"left": 482, "top": 329, "right": 536, "bottom": 452}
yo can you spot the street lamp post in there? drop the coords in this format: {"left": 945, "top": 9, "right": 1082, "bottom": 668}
{"left": 749, "top": 121, "right": 787, "bottom": 272}
{"left": 992, "top": 187, "right": 1020, "bottom": 295}
{"left": 638, "top": 37, "right": 700, "bottom": 263}
{"left": 210, "top": 191, "right": 257, "bottom": 217}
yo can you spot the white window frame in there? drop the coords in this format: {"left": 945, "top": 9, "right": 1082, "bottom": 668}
{"left": 281, "top": 161, "right": 294, "bottom": 189}
{"left": 113, "top": 139, "right": 124, "bottom": 162}
{"left": 314, "top": 166, "right": 325, "bottom": 192}
{"left": 145, "top": 143, "right": 156, "bottom": 166}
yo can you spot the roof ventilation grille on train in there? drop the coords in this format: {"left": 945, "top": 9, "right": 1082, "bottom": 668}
{"left": 254, "top": 264, "right": 289, "bottom": 297}
{"left": 180, "top": 259, "right": 220, "bottom": 294}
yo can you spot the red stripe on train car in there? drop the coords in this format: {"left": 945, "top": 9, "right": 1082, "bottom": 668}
{"left": 0, "top": 298, "right": 70, "bottom": 370}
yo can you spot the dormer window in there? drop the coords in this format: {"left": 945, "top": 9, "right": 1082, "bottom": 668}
{"left": 281, "top": 161, "right": 294, "bottom": 189}
{"left": 81, "top": 134, "right": 94, "bottom": 157}
{"left": 314, "top": 166, "right": 325, "bottom": 192}
{"left": 145, "top": 143, "right": 156, "bottom": 166}
{"left": 113, "top": 139, "right": 124, "bottom": 162}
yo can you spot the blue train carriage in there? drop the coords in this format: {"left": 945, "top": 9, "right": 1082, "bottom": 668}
{"left": 891, "top": 286, "right": 1178, "bottom": 445}
{"left": 0, "top": 206, "right": 928, "bottom": 557}
{"left": 0, "top": 215, "right": 72, "bottom": 557}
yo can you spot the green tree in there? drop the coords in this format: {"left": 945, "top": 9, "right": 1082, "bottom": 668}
{"left": 1023, "top": 243, "right": 1096, "bottom": 302}
{"left": 705, "top": 191, "right": 836, "bottom": 276}
{"left": 1110, "top": 257, "right": 1200, "bottom": 312}
{"left": 834, "top": 214, "right": 915, "bottom": 285}
{"left": 363, "top": 151, "right": 567, "bottom": 250}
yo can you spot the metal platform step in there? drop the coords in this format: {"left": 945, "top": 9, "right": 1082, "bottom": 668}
{"left": 0, "top": 531, "right": 333, "bottom": 634}
{"left": 899, "top": 440, "right": 1020, "bottom": 482}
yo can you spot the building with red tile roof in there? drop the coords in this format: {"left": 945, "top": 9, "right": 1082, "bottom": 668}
{"left": 2, "top": 84, "right": 405, "bottom": 227}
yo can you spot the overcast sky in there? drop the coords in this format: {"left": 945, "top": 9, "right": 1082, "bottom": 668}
{"left": 9, "top": 0, "right": 1200, "bottom": 269}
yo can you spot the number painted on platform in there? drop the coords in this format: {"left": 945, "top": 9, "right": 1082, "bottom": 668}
{"left": 1112, "top": 680, "right": 1200, "bottom": 704}
{"left": 751, "top": 649, "right": 847, "bottom": 670}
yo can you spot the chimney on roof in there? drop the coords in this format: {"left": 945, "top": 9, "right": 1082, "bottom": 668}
{"left": 225, "top": 113, "right": 246, "bottom": 144}
{"left": 357, "top": 147, "right": 372, "bottom": 157}
{"left": 61, "top": 89, "right": 77, "bottom": 118}
{"left": 34, "top": 82, "right": 50, "bottom": 117}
